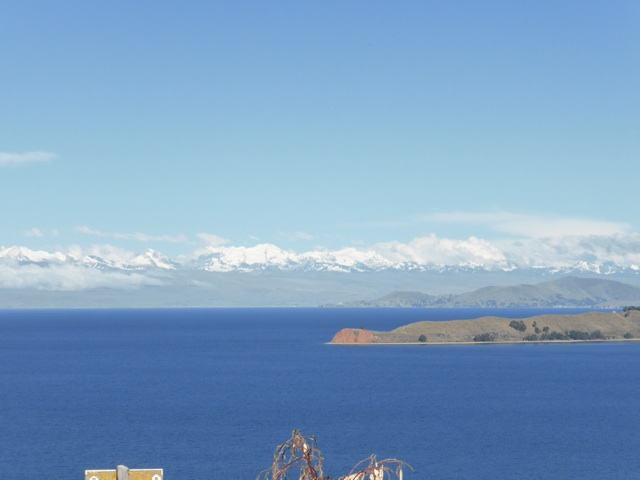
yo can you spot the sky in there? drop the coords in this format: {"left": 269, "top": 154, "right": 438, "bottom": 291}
{"left": 1, "top": 1, "right": 639, "bottom": 265}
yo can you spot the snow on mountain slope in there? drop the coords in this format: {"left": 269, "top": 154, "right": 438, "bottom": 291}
{"left": 0, "top": 246, "right": 177, "bottom": 271}
{"left": 75, "top": 255, "right": 124, "bottom": 270}
{"left": 197, "top": 245, "right": 399, "bottom": 272}
{"left": 1, "top": 244, "right": 639, "bottom": 275}
{"left": 199, "top": 244, "right": 297, "bottom": 272}
{"left": 297, "top": 248, "right": 397, "bottom": 272}
{"left": 129, "top": 249, "right": 179, "bottom": 270}
{"left": 0, "top": 246, "right": 70, "bottom": 264}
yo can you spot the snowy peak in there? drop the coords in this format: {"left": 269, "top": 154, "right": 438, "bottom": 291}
{"left": 197, "top": 245, "right": 398, "bottom": 273}
{"left": 77, "top": 255, "right": 122, "bottom": 270}
{"left": 200, "top": 244, "right": 296, "bottom": 272}
{"left": 0, "top": 246, "right": 69, "bottom": 264}
{"left": 0, "top": 246, "right": 178, "bottom": 271}
{"left": 1, "top": 244, "right": 640, "bottom": 276}
{"left": 129, "top": 249, "right": 178, "bottom": 270}
{"left": 297, "top": 248, "right": 397, "bottom": 272}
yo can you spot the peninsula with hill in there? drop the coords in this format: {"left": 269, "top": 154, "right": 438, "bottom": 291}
{"left": 330, "top": 308, "right": 640, "bottom": 345}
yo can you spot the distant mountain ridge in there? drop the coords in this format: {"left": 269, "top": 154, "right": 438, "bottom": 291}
{"left": 2, "top": 244, "right": 640, "bottom": 275}
{"left": 0, "top": 246, "right": 178, "bottom": 271}
{"left": 2, "top": 244, "right": 640, "bottom": 308}
{"left": 328, "top": 277, "right": 640, "bottom": 308}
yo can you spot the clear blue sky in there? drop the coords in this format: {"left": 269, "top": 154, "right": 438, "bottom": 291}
{"left": 1, "top": 1, "right": 639, "bottom": 258}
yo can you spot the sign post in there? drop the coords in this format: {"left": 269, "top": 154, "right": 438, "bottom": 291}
{"left": 85, "top": 466, "right": 163, "bottom": 480}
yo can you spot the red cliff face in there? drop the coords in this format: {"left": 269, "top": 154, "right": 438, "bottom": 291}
{"left": 330, "top": 328, "right": 379, "bottom": 344}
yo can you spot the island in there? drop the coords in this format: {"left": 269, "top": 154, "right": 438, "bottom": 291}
{"left": 330, "top": 308, "right": 640, "bottom": 345}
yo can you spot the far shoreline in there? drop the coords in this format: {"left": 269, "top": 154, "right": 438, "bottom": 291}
{"left": 328, "top": 337, "right": 640, "bottom": 346}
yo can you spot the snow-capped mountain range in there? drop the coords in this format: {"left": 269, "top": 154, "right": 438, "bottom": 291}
{"left": 2, "top": 243, "right": 640, "bottom": 308}
{"left": 1, "top": 243, "right": 639, "bottom": 275}
{"left": 0, "top": 246, "right": 179, "bottom": 271}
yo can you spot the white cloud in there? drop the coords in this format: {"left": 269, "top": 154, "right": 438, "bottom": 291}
{"left": 417, "top": 211, "right": 630, "bottom": 238}
{"left": 276, "top": 231, "right": 315, "bottom": 241}
{"left": 496, "top": 234, "right": 640, "bottom": 269}
{"left": 0, "top": 151, "right": 57, "bottom": 166}
{"left": 191, "top": 233, "right": 231, "bottom": 257}
{"left": 23, "top": 228, "right": 44, "bottom": 238}
{"left": 64, "top": 244, "right": 138, "bottom": 264}
{"left": 76, "top": 226, "right": 188, "bottom": 243}
{"left": 22, "top": 228, "right": 59, "bottom": 238}
{"left": 369, "top": 232, "right": 640, "bottom": 270}
{"left": 0, "top": 263, "right": 164, "bottom": 291}
{"left": 196, "top": 233, "right": 229, "bottom": 247}
{"left": 375, "top": 234, "right": 509, "bottom": 268}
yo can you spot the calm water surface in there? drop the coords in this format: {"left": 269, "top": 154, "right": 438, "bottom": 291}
{"left": 0, "top": 308, "right": 638, "bottom": 479}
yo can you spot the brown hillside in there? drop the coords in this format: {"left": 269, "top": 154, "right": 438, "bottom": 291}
{"left": 330, "top": 310, "right": 640, "bottom": 344}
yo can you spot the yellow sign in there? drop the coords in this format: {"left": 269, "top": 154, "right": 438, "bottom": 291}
{"left": 130, "top": 471, "right": 163, "bottom": 480}
{"left": 85, "top": 469, "right": 163, "bottom": 480}
{"left": 85, "top": 471, "right": 116, "bottom": 480}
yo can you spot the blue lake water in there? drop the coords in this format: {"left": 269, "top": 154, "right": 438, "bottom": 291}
{"left": 0, "top": 308, "right": 639, "bottom": 479}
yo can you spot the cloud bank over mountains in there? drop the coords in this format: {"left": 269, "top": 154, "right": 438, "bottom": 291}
{"left": 1, "top": 232, "right": 640, "bottom": 292}
{"left": 75, "top": 226, "right": 189, "bottom": 244}
{"left": 0, "top": 151, "right": 57, "bottom": 166}
{"left": 416, "top": 212, "right": 631, "bottom": 238}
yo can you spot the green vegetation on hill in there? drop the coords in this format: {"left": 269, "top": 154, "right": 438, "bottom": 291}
{"left": 523, "top": 329, "right": 605, "bottom": 341}
{"left": 473, "top": 333, "right": 496, "bottom": 342}
{"left": 509, "top": 320, "right": 527, "bottom": 332}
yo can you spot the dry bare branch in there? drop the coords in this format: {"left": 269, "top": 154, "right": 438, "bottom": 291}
{"left": 257, "top": 431, "right": 411, "bottom": 480}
